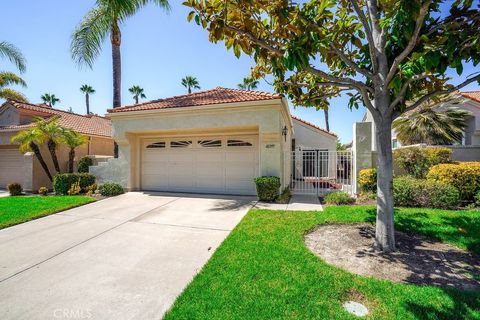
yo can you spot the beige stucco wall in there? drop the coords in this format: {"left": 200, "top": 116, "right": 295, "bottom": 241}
{"left": 292, "top": 119, "right": 337, "bottom": 151}
{"left": 0, "top": 106, "right": 19, "bottom": 126}
{"left": 92, "top": 99, "right": 293, "bottom": 193}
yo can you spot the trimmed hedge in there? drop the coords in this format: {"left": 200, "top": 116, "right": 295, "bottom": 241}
{"left": 427, "top": 162, "right": 480, "bottom": 200}
{"left": 77, "top": 156, "right": 93, "bottom": 173}
{"left": 98, "top": 182, "right": 124, "bottom": 196}
{"left": 393, "top": 176, "right": 460, "bottom": 209}
{"left": 7, "top": 183, "right": 22, "bottom": 196}
{"left": 358, "top": 168, "right": 377, "bottom": 193}
{"left": 394, "top": 147, "right": 452, "bottom": 178}
{"left": 324, "top": 191, "right": 355, "bottom": 205}
{"left": 254, "top": 176, "right": 281, "bottom": 202}
{"left": 53, "top": 173, "right": 96, "bottom": 195}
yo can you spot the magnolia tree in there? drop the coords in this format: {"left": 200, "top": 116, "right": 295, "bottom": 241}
{"left": 184, "top": 0, "right": 480, "bottom": 251}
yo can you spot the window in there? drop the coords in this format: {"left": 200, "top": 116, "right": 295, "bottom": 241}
{"left": 198, "top": 140, "right": 222, "bottom": 147}
{"left": 170, "top": 140, "right": 192, "bottom": 148}
{"left": 227, "top": 139, "right": 253, "bottom": 147}
{"left": 146, "top": 141, "right": 165, "bottom": 149}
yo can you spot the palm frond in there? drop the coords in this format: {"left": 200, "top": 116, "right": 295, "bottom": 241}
{"left": 10, "top": 127, "right": 45, "bottom": 153}
{"left": 0, "top": 71, "right": 27, "bottom": 88}
{"left": 393, "top": 105, "right": 471, "bottom": 145}
{"left": 0, "top": 41, "right": 26, "bottom": 73}
{"left": 80, "top": 84, "right": 95, "bottom": 94}
{"left": 0, "top": 88, "right": 28, "bottom": 102}
{"left": 61, "top": 128, "right": 88, "bottom": 148}
{"left": 71, "top": 7, "right": 111, "bottom": 68}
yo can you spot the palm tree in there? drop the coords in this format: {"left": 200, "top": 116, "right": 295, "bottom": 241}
{"left": 237, "top": 76, "right": 259, "bottom": 90}
{"left": 80, "top": 84, "right": 95, "bottom": 114}
{"left": 41, "top": 93, "right": 60, "bottom": 107}
{"left": 61, "top": 128, "right": 88, "bottom": 173}
{"left": 71, "top": 0, "right": 170, "bottom": 109}
{"left": 35, "top": 116, "right": 63, "bottom": 173}
{"left": 181, "top": 76, "right": 200, "bottom": 94}
{"left": 0, "top": 41, "right": 27, "bottom": 102}
{"left": 393, "top": 105, "right": 471, "bottom": 145}
{"left": 11, "top": 127, "right": 52, "bottom": 181}
{"left": 128, "top": 85, "right": 146, "bottom": 104}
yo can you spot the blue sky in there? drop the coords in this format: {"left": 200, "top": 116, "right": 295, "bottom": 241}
{"left": 2, "top": 1, "right": 479, "bottom": 143}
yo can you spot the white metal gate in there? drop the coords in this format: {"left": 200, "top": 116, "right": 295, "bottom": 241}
{"left": 286, "top": 150, "right": 353, "bottom": 196}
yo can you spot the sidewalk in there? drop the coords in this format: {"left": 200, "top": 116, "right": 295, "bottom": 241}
{"left": 254, "top": 194, "right": 323, "bottom": 211}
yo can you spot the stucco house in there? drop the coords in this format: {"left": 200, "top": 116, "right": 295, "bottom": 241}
{"left": 0, "top": 100, "right": 113, "bottom": 190}
{"left": 91, "top": 87, "right": 337, "bottom": 196}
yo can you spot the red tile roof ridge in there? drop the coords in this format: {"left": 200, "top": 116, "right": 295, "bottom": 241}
{"left": 292, "top": 115, "right": 338, "bottom": 137}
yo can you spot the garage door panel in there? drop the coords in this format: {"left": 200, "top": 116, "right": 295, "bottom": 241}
{"left": 0, "top": 149, "right": 25, "bottom": 188}
{"left": 141, "top": 135, "right": 258, "bottom": 195}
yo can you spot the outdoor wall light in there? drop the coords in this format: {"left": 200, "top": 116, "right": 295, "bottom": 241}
{"left": 282, "top": 126, "right": 288, "bottom": 142}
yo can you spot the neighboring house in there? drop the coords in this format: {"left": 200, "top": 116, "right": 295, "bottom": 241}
{"left": 0, "top": 100, "right": 113, "bottom": 190}
{"left": 91, "top": 87, "right": 337, "bottom": 196}
{"left": 363, "top": 90, "right": 480, "bottom": 150}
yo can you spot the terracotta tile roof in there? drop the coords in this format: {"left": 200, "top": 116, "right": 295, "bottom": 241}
{"left": 292, "top": 115, "right": 337, "bottom": 138}
{"left": 0, "top": 100, "right": 112, "bottom": 137}
{"left": 108, "top": 87, "right": 282, "bottom": 113}
{"left": 461, "top": 91, "right": 480, "bottom": 104}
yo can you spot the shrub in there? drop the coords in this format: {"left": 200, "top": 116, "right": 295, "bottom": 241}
{"left": 53, "top": 173, "right": 96, "bottom": 195}
{"left": 77, "top": 156, "right": 93, "bottom": 173}
{"left": 394, "top": 147, "right": 452, "bottom": 178}
{"left": 358, "top": 168, "right": 377, "bottom": 193}
{"left": 324, "top": 191, "right": 355, "bottom": 205}
{"left": 7, "top": 183, "right": 22, "bottom": 196}
{"left": 393, "top": 176, "right": 459, "bottom": 209}
{"left": 276, "top": 188, "right": 291, "bottom": 204}
{"left": 427, "top": 162, "right": 480, "bottom": 200}
{"left": 38, "top": 187, "right": 48, "bottom": 196}
{"left": 254, "top": 176, "right": 281, "bottom": 202}
{"left": 67, "top": 180, "right": 81, "bottom": 195}
{"left": 98, "top": 182, "right": 124, "bottom": 197}
{"left": 393, "top": 176, "right": 417, "bottom": 207}
{"left": 475, "top": 191, "right": 480, "bottom": 206}
{"left": 85, "top": 183, "right": 97, "bottom": 193}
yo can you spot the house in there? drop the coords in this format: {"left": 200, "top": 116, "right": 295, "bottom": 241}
{"left": 0, "top": 100, "right": 114, "bottom": 190}
{"left": 91, "top": 87, "right": 338, "bottom": 196}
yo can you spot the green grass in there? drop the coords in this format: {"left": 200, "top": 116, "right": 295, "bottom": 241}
{"left": 164, "top": 206, "right": 480, "bottom": 320}
{"left": 0, "top": 196, "right": 95, "bottom": 229}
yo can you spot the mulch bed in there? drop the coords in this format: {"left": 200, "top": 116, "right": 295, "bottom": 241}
{"left": 305, "top": 224, "right": 480, "bottom": 290}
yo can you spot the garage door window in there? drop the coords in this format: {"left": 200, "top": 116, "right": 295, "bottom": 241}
{"left": 227, "top": 139, "right": 252, "bottom": 147}
{"left": 198, "top": 139, "right": 222, "bottom": 147}
{"left": 171, "top": 140, "right": 192, "bottom": 148}
{"left": 146, "top": 141, "right": 166, "bottom": 149}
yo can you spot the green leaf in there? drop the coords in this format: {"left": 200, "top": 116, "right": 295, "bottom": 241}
{"left": 187, "top": 11, "right": 195, "bottom": 22}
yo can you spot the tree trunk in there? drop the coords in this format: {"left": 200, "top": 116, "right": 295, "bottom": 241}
{"left": 86, "top": 93, "right": 90, "bottom": 115}
{"left": 47, "top": 139, "right": 61, "bottom": 173}
{"left": 374, "top": 113, "right": 396, "bottom": 252}
{"left": 30, "top": 142, "right": 52, "bottom": 181}
{"left": 135, "top": 95, "right": 139, "bottom": 104}
{"left": 188, "top": 87, "right": 192, "bottom": 94}
{"left": 111, "top": 24, "right": 122, "bottom": 108}
{"left": 323, "top": 108, "right": 330, "bottom": 131}
{"left": 68, "top": 148, "right": 75, "bottom": 173}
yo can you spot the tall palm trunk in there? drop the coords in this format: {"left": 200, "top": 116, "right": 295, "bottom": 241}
{"left": 30, "top": 142, "right": 52, "bottom": 181}
{"left": 85, "top": 93, "right": 90, "bottom": 114}
{"left": 68, "top": 148, "right": 75, "bottom": 173}
{"left": 47, "top": 139, "right": 61, "bottom": 173}
{"left": 134, "top": 95, "right": 139, "bottom": 104}
{"left": 323, "top": 108, "right": 330, "bottom": 131}
{"left": 111, "top": 21, "right": 121, "bottom": 108}
{"left": 111, "top": 21, "right": 121, "bottom": 158}
{"left": 188, "top": 87, "right": 192, "bottom": 94}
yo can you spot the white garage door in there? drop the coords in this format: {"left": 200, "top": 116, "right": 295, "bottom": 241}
{"left": 0, "top": 148, "right": 25, "bottom": 188}
{"left": 141, "top": 135, "right": 258, "bottom": 195}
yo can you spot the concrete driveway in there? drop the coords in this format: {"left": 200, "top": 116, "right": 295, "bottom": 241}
{"left": 0, "top": 192, "right": 255, "bottom": 319}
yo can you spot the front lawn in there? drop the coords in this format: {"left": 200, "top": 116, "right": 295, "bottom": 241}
{"left": 164, "top": 206, "right": 480, "bottom": 320}
{"left": 0, "top": 196, "right": 95, "bottom": 229}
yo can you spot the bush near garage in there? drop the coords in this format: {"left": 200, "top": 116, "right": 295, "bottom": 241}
{"left": 393, "top": 147, "right": 452, "bottom": 178}
{"left": 323, "top": 191, "right": 355, "bottom": 205}
{"left": 393, "top": 176, "right": 459, "bottom": 209}
{"left": 254, "top": 176, "right": 281, "bottom": 202}
{"left": 38, "top": 187, "right": 48, "bottom": 196}
{"left": 427, "top": 162, "right": 480, "bottom": 201}
{"left": 358, "top": 168, "right": 377, "bottom": 193}
{"left": 77, "top": 156, "right": 93, "bottom": 173}
{"left": 53, "top": 173, "right": 96, "bottom": 195}
{"left": 98, "top": 182, "right": 124, "bottom": 197}
{"left": 7, "top": 183, "right": 22, "bottom": 196}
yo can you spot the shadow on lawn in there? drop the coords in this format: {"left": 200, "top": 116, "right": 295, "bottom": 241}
{"left": 362, "top": 208, "right": 480, "bottom": 319}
